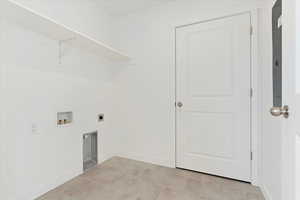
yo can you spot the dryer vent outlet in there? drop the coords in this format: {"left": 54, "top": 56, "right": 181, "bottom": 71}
{"left": 83, "top": 131, "right": 98, "bottom": 171}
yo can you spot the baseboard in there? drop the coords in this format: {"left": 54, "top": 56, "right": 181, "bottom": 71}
{"left": 260, "top": 184, "right": 272, "bottom": 200}
{"left": 18, "top": 169, "right": 83, "bottom": 200}
{"left": 17, "top": 153, "right": 113, "bottom": 200}
{"left": 116, "top": 153, "right": 175, "bottom": 168}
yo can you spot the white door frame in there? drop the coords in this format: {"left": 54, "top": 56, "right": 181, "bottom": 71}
{"left": 172, "top": 10, "right": 260, "bottom": 185}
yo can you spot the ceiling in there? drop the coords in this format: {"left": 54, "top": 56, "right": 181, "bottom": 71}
{"left": 95, "top": 0, "right": 177, "bottom": 15}
{"left": 92, "top": 0, "right": 267, "bottom": 16}
{"left": 21, "top": 0, "right": 177, "bottom": 16}
{"left": 23, "top": 0, "right": 265, "bottom": 16}
{"left": 94, "top": 0, "right": 274, "bottom": 15}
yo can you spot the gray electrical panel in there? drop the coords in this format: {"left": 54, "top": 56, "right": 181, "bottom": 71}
{"left": 272, "top": 0, "right": 282, "bottom": 107}
{"left": 83, "top": 131, "right": 98, "bottom": 171}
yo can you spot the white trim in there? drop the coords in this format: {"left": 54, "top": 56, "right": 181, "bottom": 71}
{"left": 261, "top": 184, "right": 273, "bottom": 200}
{"left": 173, "top": 10, "right": 261, "bottom": 185}
{"left": 117, "top": 153, "right": 174, "bottom": 168}
{"left": 249, "top": 9, "right": 261, "bottom": 186}
{"left": 20, "top": 168, "right": 82, "bottom": 200}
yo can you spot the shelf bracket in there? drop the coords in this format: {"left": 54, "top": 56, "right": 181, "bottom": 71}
{"left": 58, "top": 37, "right": 76, "bottom": 64}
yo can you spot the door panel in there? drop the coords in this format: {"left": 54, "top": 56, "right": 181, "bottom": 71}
{"left": 185, "top": 113, "right": 235, "bottom": 159}
{"left": 176, "top": 13, "right": 251, "bottom": 181}
{"left": 188, "top": 27, "right": 234, "bottom": 97}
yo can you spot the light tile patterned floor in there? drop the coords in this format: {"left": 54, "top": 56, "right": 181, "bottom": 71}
{"left": 37, "top": 157, "right": 264, "bottom": 200}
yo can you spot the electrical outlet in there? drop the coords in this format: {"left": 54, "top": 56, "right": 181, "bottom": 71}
{"left": 98, "top": 114, "right": 104, "bottom": 122}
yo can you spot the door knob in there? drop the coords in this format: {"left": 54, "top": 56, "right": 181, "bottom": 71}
{"left": 270, "top": 105, "right": 289, "bottom": 118}
{"left": 177, "top": 102, "right": 183, "bottom": 108}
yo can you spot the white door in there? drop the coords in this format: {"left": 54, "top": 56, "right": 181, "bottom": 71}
{"left": 279, "top": 0, "right": 297, "bottom": 199}
{"left": 176, "top": 13, "right": 252, "bottom": 182}
{"left": 292, "top": 1, "right": 300, "bottom": 199}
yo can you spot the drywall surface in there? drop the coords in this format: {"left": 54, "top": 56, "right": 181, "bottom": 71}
{"left": 110, "top": 0, "right": 262, "bottom": 167}
{"left": 296, "top": 1, "right": 300, "bottom": 199}
{"left": 258, "top": 3, "right": 283, "bottom": 200}
{"left": 12, "top": 0, "right": 111, "bottom": 44}
{"left": 1, "top": 1, "right": 120, "bottom": 200}
{"left": 0, "top": 19, "right": 16, "bottom": 200}
{"left": 297, "top": 0, "right": 300, "bottom": 94}
{"left": 296, "top": 135, "right": 300, "bottom": 200}
{"left": 0, "top": 19, "right": 3, "bottom": 200}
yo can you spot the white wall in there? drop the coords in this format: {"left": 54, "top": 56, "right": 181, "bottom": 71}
{"left": 1, "top": 1, "right": 121, "bottom": 200}
{"left": 110, "top": 0, "right": 262, "bottom": 167}
{"left": 296, "top": 0, "right": 300, "bottom": 199}
{"left": 296, "top": 135, "right": 300, "bottom": 200}
{"left": 0, "top": 19, "right": 2, "bottom": 200}
{"left": 258, "top": 1, "right": 284, "bottom": 200}
{"left": 0, "top": 19, "right": 14, "bottom": 200}
{"left": 296, "top": 0, "right": 300, "bottom": 93}
{"left": 0, "top": 1, "right": 286, "bottom": 200}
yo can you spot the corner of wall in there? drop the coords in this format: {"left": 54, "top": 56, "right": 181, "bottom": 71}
{"left": 261, "top": 184, "right": 273, "bottom": 200}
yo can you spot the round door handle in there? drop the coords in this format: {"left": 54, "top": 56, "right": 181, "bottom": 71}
{"left": 177, "top": 102, "right": 183, "bottom": 108}
{"left": 270, "top": 105, "right": 289, "bottom": 118}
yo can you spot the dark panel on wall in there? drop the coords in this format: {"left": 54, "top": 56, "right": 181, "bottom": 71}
{"left": 272, "top": 0, "right": 282, "bottom": 107}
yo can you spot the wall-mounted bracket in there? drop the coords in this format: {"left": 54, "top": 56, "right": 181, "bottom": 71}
{"left": 58, "top": 37, "right": 76, "bottom": 64}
